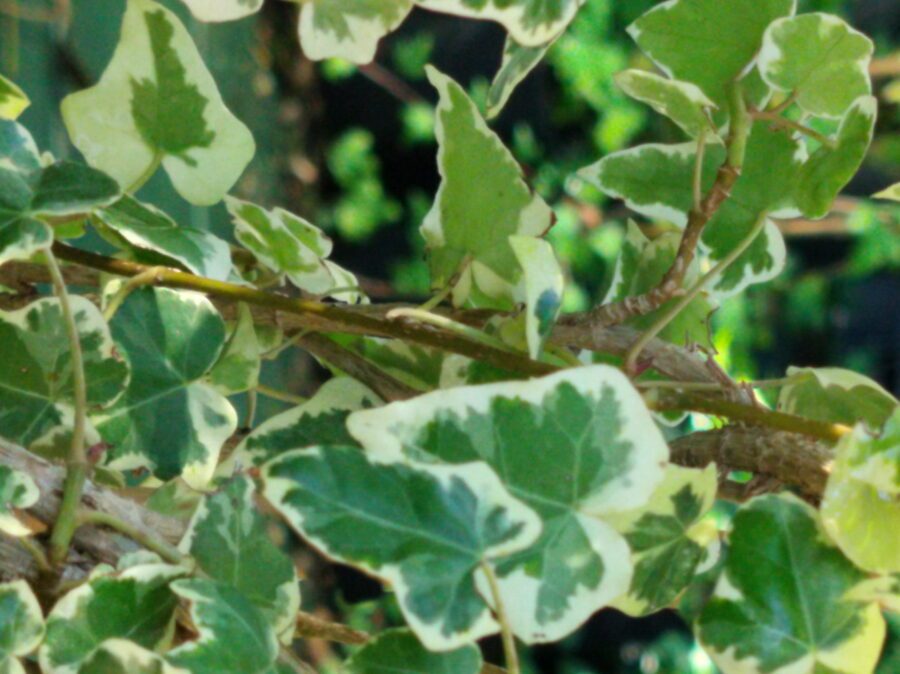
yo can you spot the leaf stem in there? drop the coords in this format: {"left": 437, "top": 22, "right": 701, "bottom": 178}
{"left": 635, "top": 377, "right": 794, "bottom": 392}
{"left": 386, "top": 308, "right": 518, "bottom": 357}
{"left": 751, "top": 110, "right": 837, "bottom": 149}
{"left": 625, "top": 215, "right": 768, "bottom": 372}
{"left": 18, "top": 536, "right": 51, "bottom": 572}
{"left": 102, "top": 266, "right": 166, "bottom": 321}
{"left": 693, "top": 129, "right": 708, "bottom": 211}
{"left": 45, "top": 250, "right": 89, "bottom": 566}
{"left": 256, "top": 384, "right": 307, "bottom": 406}
{"left": 127, "top": 151, "right": 163, "bottom": 194}
{"left": 77, "top": 510, "right": 186, "bottom": 565}
{"left": 481, "top": 562, "right": 519, "bottom": 674}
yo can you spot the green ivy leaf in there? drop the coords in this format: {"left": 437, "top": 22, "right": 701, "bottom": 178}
{"left": 167, "top": 579, "right": 279, "bottom": 674}
{"left": 39, "top": 559, "right": 187, "bottom": 674}
{"left": 232, "top": 377, "right": 380, "bottom": 469}
{"left": 332, "top": 336, "right": 445, "bottom": 391}
{"left": 179, "top": 476, "right": 301, "bottom": 644}
{"left": 629, "top": 0, "right": 796, "bottom": 104}
{"left": 61, "top": 0, "right": 255, "bottom": 205}
{"left": 778, "top": 366, "right": 898, "bottom": 429}
{"left": 794, "top": 96, "right": 877, "bottom": 219}
{"left": 0, "top": 120, "right": 120, "bottom": 266}
{"left": 418, "top": 0, "right": 581, "bottom": 47}
{"left": 95, "top": 196, "right": 232, "bottom": 281}
{"left": 821, "top": 411, "right": 900, "bottom": 574}
{"left": 78, "top": 639, "right": 186, "bottom": 674}
{"left": 261, "top": 445, "right": 541, "bottom": 650}
{"left": 208, "top": 304, "right": 260, "bottom": 395}
{"left": 0, "top": 74, "right": 29, "bottom": 120}
{"left": 92, "top": 288, "right": 237, "bottom": 489}
{"left": 421, "top": 67, "right": 553, "bottom": 306}
{"left": 509, "top": 235, "right": 564, "bottom": 359}
{"left": 0, "top": 580, "right": 44, "bottom": 674}
{"left": 606, "top": 465, "right": 718, "bottom": 617}
{"left": 226, "top": 197, "right": 363, "bottom": 303}
{"left": 759, "top": 13, "right": 873, "bottom": 119}
{"left": 614, "top": 70, "right": 719, "bottom": 140}
{"left": 486, "top": 36, "right": 554, "bottom": 120}
{"left": 0, "top": 297, "right": 129, "bottom": 448}
{"left": 299, "top": 0, "right": 415, "bottom": 64}
{"left": 0, "top": 466, "right": 39, "bottom": 538}
{"left": 178, "top": 0, "right": 264, "bottom": 23}
{"left": 698, "top": 494, "right": 886, "bottom": 674}
{"left": 348, "top": 365, "right": 670, "bottom": 643}
{"left": 345, "top": 628, "right": 482, "bottom": 674}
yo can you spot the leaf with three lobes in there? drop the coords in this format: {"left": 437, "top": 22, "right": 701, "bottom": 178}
{"left": 0, "top": 74, "right": 29, "bottom": 120}
{"left": 759, "top": 13, "right": 873, "bottom": 119}
{"left": 0, "top": 119, "right": 120, "bottom": 266}
{"left": 261, "top": 445, "right": 541, "bottom": 650}
{"left": 605, "top": 465, "right": 718, "bottom": 616}
{"left": 299, "top": 0, "right": 415, "bottom": 64}
{"left": 628, "top": 0, "right": 796, "bottom": 104}
{"left": 698, "top": 494, "right": 886, "bottom": 674}
{"left": 179, "top": 475, "right": 300, "bottom": 644}
{"left": 61, "top": 0, "right": 254, "bottom": 205}
{"left": 348, "top": 365, "right": 670, "bottom": 643}
{"left": 95, "top": 196, "right": 232, "bottom": 281}
{"left": 39, "top": 559, "right": 187, "bottom": 674}
{"left": 0, "top": 297, "right": 128, "bottom": 448}
{"left": 166, "top": 579, "right": 278, "bottom": 674}
{"left": 232, "top": 377, "right": 381, "bottom": 469}
{"left": 0, "top": 580, "right": 44, "bottom": 674}
{"left": 92, "top": 288, "right": 237, "bottom": 489}
{"left": 0, "top": 466, "right": 40, "bottom": 538}
{"left": 421, "top": 67, "right": 553, "bottom": 306}
{"left": 345, "top": 629, "right": 482, "bottom": 674}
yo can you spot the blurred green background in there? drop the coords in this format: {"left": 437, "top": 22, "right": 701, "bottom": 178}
{"left": 3, "top": 0, "right": 898, "bottom": 671}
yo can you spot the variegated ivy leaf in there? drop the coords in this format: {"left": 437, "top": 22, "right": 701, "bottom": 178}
{"left": 421, "top": 67, "right": 553, "bottom": 306}
{"left": 821, "top": 411, "right": 900, "bottom": 574}
{"left": 0, "top": 74, "right": 29, "bottom": 120}
{"left": 0, "top": 580, "right": 44, "bottom": 674}
{"left": 345, "top": 629, "right": 482, "bottom": 674}
{"left": 605, "top": 465, "right": 718, "bottom": 617}
{"left": 628, "top": 0, "right": 797, "bottom": 104}
{"left": 794, "top": 96, "right": 877, "bottom": 219}
{"left": 0, "top": 466, "right": 39, "bottom": 538}
{"left": 39, "top": 559, "right": 187, "bottom": 674}
{"left": 603, "top": 222, "right": 714, "bottom": 348}
{"left": 778, "top": 366, "right": 898, "bottom": 429}
{"left": 698, "top": 494, "right": 886, "bottom": 674}
{"left": 225, "top": 197, "right": 363, "bottom": 303}
{"left": 614, "top": 70, "right": 718, "bottom": 141}
{"left": 208, "top": 304, "right": 260, "bottom": 395}
{"left": 232, "top": 377, "right": 380, "bottom": 469}
{"left": 0, "top": 297, "right": 129, "bottom": 448}
{"left": 167, "top": 579, "right": 279, "bottom": 674}
{"left": 61, "top": 0, "right": 255, "bottom": 206}
{"left": 95, "top": 196, "right": 232, "bottom": 281}
{"left": 509, "top": 235, "right": 564, "bottom": 359}
{"left": 93, "top": 288, "right": 237, "bottom": 489}
{"left": 418, "top": 0, "right": 581, "bottom": 47}
{"left": 179, "top": 0, "right": 263, "bottom": 23}
{"left": 759, "top": 13, "right": 873, "bottom": 119}
{"left": 486, "top": 36, "right": 554, "bottom": 119}
{"left": 875, "top": 183, "right": 900, "bottom": 201}
{"left": 348, "top": 365, "right": 670, "bottom": 643}
{"left": 333, "top": 336, "right": 445, "bottom": 391}
{"left": 0, "top": 120, "right": 120, "bottom": 266}
{"left": 79, "top": 640, "right": 186, "bottom": 674}
{"left": 261, "top": 445, "right": 541, "bottom": 650}
{"left": 298, "top": 0, "right": 415, "bottom": 64}
{"left": 179, "top": 475, "right": 300, "bottom": 644}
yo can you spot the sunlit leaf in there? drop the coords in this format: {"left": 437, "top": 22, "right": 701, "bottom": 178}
{"left": 509, "top": 235, "right": 564, "bottom": 359}
{"left": 179, "top": 476, "right": 300, "bottom": 644}
{"left": 0, "top": 74, "right": 29, "bottom": 120}
{"left": 698, "top": 494, "right": 886, "bottom": 674}
{"left": 61, "top": 0, "right": 255, "bottom": 205}
{"left": 875, "top": 183, "right": 900, "bottom": 201}
{"left": 349, "top": 365, "right": 670, "bottom": 643}
{"left": 345, "top": 629, "right": 482, "bottom": 674}
{"left": 178, "top": 0, "right": 263, "bottom": 23}
{"left": 0, "top": 466, "right": 39, "bottom": 539}
{"left": 0, "top": 580, "right": 44, "bottom": 674}
{"left": 614, "top": 70, "right": 718, "bottom": 140}
{"left": 92, "top": 288, "right": 237, "bottom": 489}
{"left": 78, "top": 639, "right": 186, "bottom": 674}
{"left": 759, "top": 13, "right": 873, "bottom": 119}
{"left": 299, "top": 0, "right": 415, "bottom": 64}
{"left": 261, "top": 445, "right": 541, "bottom": 650}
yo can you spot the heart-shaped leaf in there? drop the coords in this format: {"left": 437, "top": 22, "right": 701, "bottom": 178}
{"left": 0, "top": 580, "right": 44, "bottom": 674}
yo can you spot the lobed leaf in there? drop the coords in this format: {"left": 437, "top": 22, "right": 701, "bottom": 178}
{"left": 0, "top": 466, "right": 40, "bottom": 538}
{"left": 0, "top": 580, "right": 44, "bottom": 674}
{"left": 348, "top": 365, "right": 670, "bottom": 643}
{"left": 62, "top": 0, "right": 255, "bottom": 205}
{"left": 261, "top": 445, "right": 541, "bottom": 650}
{"left": 509, "top": 235, "right": 564, "bottom": 359}
{"left": 345, "top": 628, "right": 482, "bottom": 674}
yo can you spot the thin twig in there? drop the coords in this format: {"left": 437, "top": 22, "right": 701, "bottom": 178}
{"left": 752, "top": 110, "right": 836, "bottom": 148}
{"left": 103, "top": 266, "right": 167, "bottom": 321}
{"left": 481, "top": 563, "right": 519, "bottom": 674}
{"left": 256, "top": 384, "right": 307, "bottom": 406}
{"left": 77, "top": 510, "right": 186, "bottom": 565}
